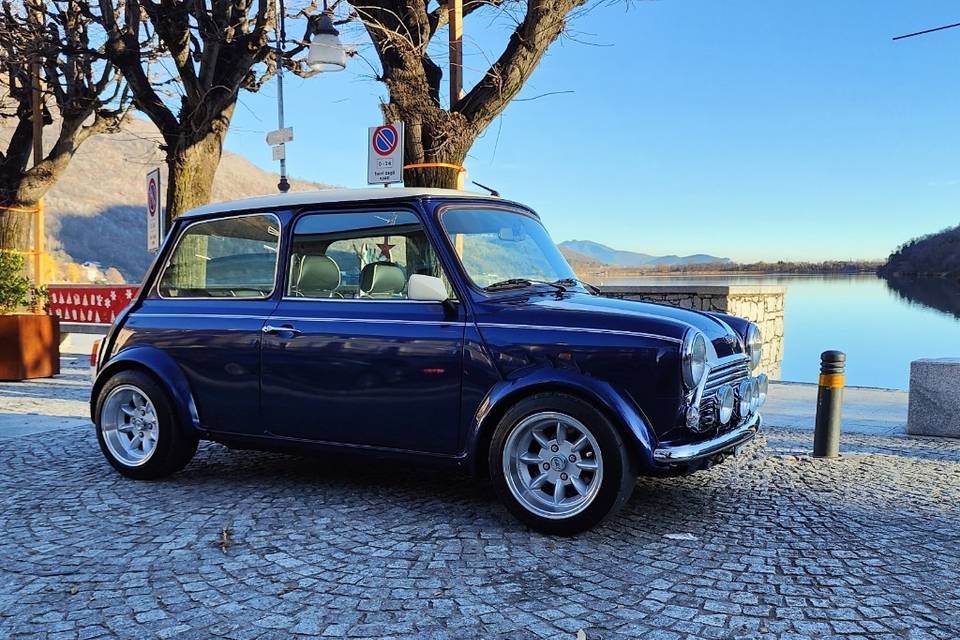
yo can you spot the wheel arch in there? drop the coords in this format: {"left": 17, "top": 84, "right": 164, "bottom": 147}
{"left": 468, "top": 373, "right": 656, "bottom": 477}
{"left": 90, "top": 346, "right": 202, "bottom": 437}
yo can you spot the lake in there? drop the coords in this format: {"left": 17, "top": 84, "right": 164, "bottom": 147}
{"left": 600, "top": 273, "right": 960, "bottom": 390}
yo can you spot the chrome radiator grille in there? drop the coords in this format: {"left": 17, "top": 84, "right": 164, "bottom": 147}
{"left": 697, "top": 355, "right": 751, "bottom": 430}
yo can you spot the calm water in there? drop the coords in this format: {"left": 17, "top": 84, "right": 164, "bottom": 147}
{"left": 601, "top": 273, "right": 960, "bottom": 390}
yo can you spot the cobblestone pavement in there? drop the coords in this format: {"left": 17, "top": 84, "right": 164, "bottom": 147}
{"left": 1, "top": 386, "right": 959, "bottom": 638}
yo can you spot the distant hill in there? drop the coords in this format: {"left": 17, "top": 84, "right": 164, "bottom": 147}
{"left": 557, "top": 245, "right": 604, "bottom": 271}
{"left": 559, "top": 240, "right": 730, "bottom": 267}
{"left": 1, "top": 116, "right": 332, "bottom": 282}
{"left": 880, "top": 224, "right": 960, "bottom": 279}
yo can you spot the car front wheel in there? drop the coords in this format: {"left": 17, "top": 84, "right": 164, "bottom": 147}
{"left": 489, "top": 393, "right": 636, "bottom": 535}
{"left": 95, "top": 370, "right": 198, "bottom": 480}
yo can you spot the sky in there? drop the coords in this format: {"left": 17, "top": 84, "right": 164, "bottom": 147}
{"left": 224, "top": 0, "right": 960, "bottom": 263}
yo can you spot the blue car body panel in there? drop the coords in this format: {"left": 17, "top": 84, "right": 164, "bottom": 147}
{"left": 92, "top": 192, "right": 756, "bottom": 474}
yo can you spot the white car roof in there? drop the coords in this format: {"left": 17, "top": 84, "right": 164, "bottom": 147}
{"left": 181, "top": 187, "right": 504, "bottom": 218}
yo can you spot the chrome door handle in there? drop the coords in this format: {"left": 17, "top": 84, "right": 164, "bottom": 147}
{"left": 262, "top": 324, "right": 302, "bottom": 336}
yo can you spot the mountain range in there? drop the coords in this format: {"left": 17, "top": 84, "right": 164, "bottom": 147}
{"left": 558, "top": 240, "right": 730, "bottom": 268}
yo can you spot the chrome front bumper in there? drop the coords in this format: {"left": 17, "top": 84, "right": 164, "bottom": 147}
{"left": 652, "top": 413, "right": 761, "bottom": 464}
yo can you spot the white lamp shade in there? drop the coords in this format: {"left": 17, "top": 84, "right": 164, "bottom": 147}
{"left": 307, "top": 34, "right": 347, "bottom": 72}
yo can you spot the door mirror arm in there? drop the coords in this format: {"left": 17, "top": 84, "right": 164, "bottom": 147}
{"left": 442, "top": 298, "right": 459, "bottom": 318}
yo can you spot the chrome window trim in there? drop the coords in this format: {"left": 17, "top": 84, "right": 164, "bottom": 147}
{"left": 281, "top": 296, "right": 447, "bottom": 304}
{"left": 476, "top": 322, "right": 682, "bottom": 344}
{"left": 270, "top": 316, "right": 463, "bottom": 327}
{"left": 132, "top": 313, "right": 462, "bottom": 327}
{"left": 154, "top": 212, "right": 282, "bottom": 301}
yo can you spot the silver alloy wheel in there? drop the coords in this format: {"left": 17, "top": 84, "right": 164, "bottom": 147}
{"left": 502, "top": 411, "right": 604, "bottom": 520}
{"left": 100, "top": 384, "right": 160, "bottom": 467}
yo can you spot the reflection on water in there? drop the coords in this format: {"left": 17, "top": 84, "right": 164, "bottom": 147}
{"left": 882, "top": 275, "right": 960, "bottom": 320}
{"left": 602, "top": 273, "right": 960, "bottom": 390}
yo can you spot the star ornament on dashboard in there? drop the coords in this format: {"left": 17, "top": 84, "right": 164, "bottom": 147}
{"left": 377, "top": 240, "right": 395, "bottom": 260}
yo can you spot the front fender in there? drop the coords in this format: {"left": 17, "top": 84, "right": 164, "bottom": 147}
{"left": 467, "top": 369, "right": 657, "bottom": 472}
{"left": 90, "top": 345, "right": 201, "bottom": 436}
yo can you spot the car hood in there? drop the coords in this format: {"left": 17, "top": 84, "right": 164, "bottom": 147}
{"left": 475, "top": 291, "right": 744, "bottom": 358}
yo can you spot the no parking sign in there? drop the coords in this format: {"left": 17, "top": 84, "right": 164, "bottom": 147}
{"left": 146, "top": 168, "right": 161, "bottom": 253}
{"left": 367, "top": 123, "right": 404, "bottom": 185}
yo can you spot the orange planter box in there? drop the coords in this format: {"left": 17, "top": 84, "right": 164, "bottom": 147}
{"left": 0, "top": 314, "right": 60, "bottom": 380}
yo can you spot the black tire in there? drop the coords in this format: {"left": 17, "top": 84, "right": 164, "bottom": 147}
{"left": 94, "top": 370, "right": 198, "bottom": 480}
{"left": 488, "top": 393, "right": 636, "bottom": 536}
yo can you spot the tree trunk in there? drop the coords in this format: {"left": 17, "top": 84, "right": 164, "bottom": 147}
{"left": 0, "top": 200, "right": 38, "bottom": 252}
{"left": 385, "top": 104, "right": 471, "bottom": 190}
{"left": 164, "top": 129, "right": 227, "bottom": 226}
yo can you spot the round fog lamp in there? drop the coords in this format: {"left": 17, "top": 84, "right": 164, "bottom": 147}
{"left": 748, "top": 378, "right": 760, "bottom": 413}
{"left": 738, "top": 379, "right": 752, "bottom": 417}
{"left": 717, "top": 385, "right": 735, "bottom": 425}
{"left": 757, "top": 373, "right": 769, "bottom": 406}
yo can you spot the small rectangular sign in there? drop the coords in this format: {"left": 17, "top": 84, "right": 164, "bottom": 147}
{"left": 272, "top": 144, "right": 286, "bottom": 161}
{"left": 146, "top": 168, "right": 161, "bottom": 253}
{"left": 367, "top": 123, "right": 404, "bottom": 185}
{"left": 266, "top": 127, "right": 294, "bottom": 146}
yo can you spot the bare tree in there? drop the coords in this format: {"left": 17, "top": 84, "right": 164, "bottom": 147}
{"left": 94, "top": 0, "right": 289, "bottom": 223}
{"left": 354, "top": 0, "right": 593, "bottom": 188}
{"left": 0, "top": 0, "right": 129, "bottom": 250}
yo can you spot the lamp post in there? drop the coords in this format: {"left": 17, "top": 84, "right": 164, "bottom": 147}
{"left": 273, "top": 0, "right": 346, "bottom": 193}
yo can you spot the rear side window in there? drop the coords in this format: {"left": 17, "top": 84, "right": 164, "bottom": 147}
{"left": 157, "top": 214, "right": 280, "bottom": 299}
{"left": 287, "top": 211, "right": 452, "bottom": 300}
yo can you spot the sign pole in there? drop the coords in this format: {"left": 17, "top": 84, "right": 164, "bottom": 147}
{"left": 31, "top": 10, "right": 45, "bottom": 287}
{"left": 449, "top": 0, "right": 464, "bottom": 189}
{"left": 274, "top": 0, "right": 290, "bottom": 192}
{"left": 448, "top": 0, "right": 463, "bottom": 105}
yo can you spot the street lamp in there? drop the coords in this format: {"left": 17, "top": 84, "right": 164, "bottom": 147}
{"left": 307, "top": 13, "right": 347, "bottom": 72}
{"left": 274, "top": 1, "right": 347, "bottom": 193}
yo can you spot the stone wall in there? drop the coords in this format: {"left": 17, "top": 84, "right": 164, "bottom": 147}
{"left": 599, "top": 285, "right": 785, "bottom": 379}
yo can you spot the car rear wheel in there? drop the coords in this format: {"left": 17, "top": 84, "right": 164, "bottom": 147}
{"left": 489, "top": 393, "right": 636, "bottom": 535}
{"left": 95, "top": 370, "right": 198, "bottom": 480}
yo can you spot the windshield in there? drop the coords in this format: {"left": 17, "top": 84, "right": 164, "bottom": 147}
{"left": 442, "top": 207, "right": 577, "bottom": 289}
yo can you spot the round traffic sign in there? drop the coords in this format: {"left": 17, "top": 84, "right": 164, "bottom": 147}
{"left": 372, "top": 125, "right": 399, "bottom": 157}
{"left": 147, "top": 177, "right": 158, "bottom": 216}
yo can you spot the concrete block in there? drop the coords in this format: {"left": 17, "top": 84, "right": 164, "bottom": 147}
{"left": 907, "top": 358, "right": 960, "bottom": 437}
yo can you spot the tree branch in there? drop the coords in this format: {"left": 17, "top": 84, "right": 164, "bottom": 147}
{"left": 456, "top": 0, "right": 585, "bottom": 130}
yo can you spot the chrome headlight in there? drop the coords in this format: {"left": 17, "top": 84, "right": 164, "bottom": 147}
{"left": 681, "top": 331, "right": 707, "bottom": 390}
{"left": 745, "top": 323, "right": 762, "bottom": 371}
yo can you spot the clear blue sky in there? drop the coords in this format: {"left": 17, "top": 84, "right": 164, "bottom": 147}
{"left": 225, "top": 0, "right": 960, "bottom": 262}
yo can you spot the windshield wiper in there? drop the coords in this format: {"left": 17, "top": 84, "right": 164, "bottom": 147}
{"left": 554, "top": 277, "right": 601, "bottom": 295}
{"left": 484, "top": 278, "right": 567, "bottom": 293}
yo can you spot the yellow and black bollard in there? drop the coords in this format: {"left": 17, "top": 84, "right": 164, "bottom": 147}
{"left": 813, "top": 350, "right": 845, "bottom": 458}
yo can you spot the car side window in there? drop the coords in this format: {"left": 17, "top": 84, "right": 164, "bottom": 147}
{"left": 157, "top": 213, "right": 280, "bottom": 299}
{"left": 287, "top": 211, "right": 453, "bottom": 300}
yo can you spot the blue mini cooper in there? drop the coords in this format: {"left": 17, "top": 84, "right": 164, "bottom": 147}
{"left": 92, "top": 188, "right": 767, "bottom": 535}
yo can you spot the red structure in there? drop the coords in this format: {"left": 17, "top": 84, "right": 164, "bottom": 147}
{"left": 48, "top": 285, "right": 140, "bottom": 325}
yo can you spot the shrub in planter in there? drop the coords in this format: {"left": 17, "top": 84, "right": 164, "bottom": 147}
{"left": 0, "top": 251, "right": 60, "bottom": 380}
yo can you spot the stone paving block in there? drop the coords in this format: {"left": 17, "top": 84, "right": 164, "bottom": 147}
{"left": 908, "top": 358, "right": 960, "bottom": 437}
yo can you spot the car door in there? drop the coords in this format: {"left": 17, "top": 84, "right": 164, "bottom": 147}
{"left": 123, "top": 211, "right": 282, "bottom": 436}
{"left": 259, "top": 208, "right": 466, "bottom": 454}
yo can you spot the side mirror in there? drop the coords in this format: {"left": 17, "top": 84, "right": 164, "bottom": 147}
{"left": 408, "top": 274, "right": 449, "bottom": 302}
